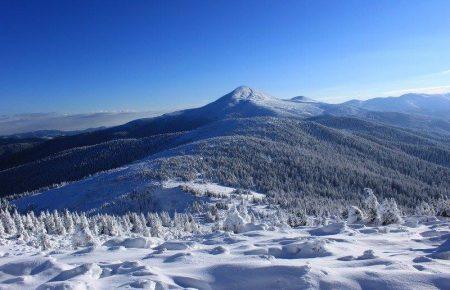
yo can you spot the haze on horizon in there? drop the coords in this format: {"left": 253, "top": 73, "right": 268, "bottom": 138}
{"left": 1, "top": 0, "right": 450, "bottom": 115}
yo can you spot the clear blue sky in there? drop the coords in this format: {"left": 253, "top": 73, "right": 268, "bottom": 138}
{"left": 1, "top": 0, "right": 449, "bottom": 114}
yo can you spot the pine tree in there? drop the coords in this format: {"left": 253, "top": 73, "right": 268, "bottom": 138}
{"left": 379, "top": 198, "right": 403, "bottom": 225}
{"left": 364, "top": 188, "right": 380, "bottom": 224}
{"left": 120, "top": 215, "right": 132, "bottom": 234}
{"left": 0, "top": 210, "right": 16, "bottom": 236}
{"left": 173, "top": 212, "right": 185, "bottom": 229}
{"left": 160, "top": 211, "right": 172, "bottom": 227}
{"left": 63, "top": 210, "right": 75, "bottom": 234}
{"left": 53, "top": 210, "right": 66, "bottom": 235}
{"left": 147, "top": 213, "right": 163, "bottom": 237}
{"left": 287, "top": 208, "right": 308, "bottom": 227}
{"left": 130, "top": 213, "right": 144, "bottom": 234}
{"left": 436, "top": 198, "right": 450, "bottom": 217}
{"left": 90, "top": 222, "right": 99, "bottom": 237}
{"left": 139, "top": 213, "right": 150, "bottom": 237}
{"left": 12, "top": 210, "right": 26, "bottom": 238}
{"left": 40, "top": 231, "right": 52, "bottom": 250}
{"left": 184, "top": 214, "right": 198, "bottom": 233}
{"left": 223, "top": 206, "right": 247, "bottom": 233}
{"left": 347, "top": 206, "right": 365, "bottom": 224}
{"left": 106, "top": 215, "right": 120, "bottom": 236}
{"left": 416, "top": 201, "right": 435, "bottom": 216}
{"left": 72, "top": 225, "right": 98, "bottom": 248}
{"left": 24, "top": 212, "right": 35, "bottom": 232}
{"left": 79, "top": 213, "right": 90, "bottom": 229}
{"left": 43, "top": 211, "right": 56, "bottom": 235}
{"left": 0, "top": 219, "right": 5, "bottom": 237}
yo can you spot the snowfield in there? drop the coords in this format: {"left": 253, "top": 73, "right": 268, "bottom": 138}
{"left": 7, "top": 180, "right": 450, "bottom": 289}
{"left": 0, "top": 217, "right": 449, "bottom": 289}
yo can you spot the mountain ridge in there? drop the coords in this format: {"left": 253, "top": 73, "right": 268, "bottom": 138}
{"left": 1, "top": 86, "right": 450, "bottom": 200}
{"left": 342, "top": 92, "right": 450, "bottom": 118}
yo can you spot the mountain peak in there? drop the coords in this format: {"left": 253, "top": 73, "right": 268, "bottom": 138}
{"left": 289, "top": 96, "right": 318, "bottom": 103}
{"left": 227, "top": 86, "right": 274, "bottom": 102}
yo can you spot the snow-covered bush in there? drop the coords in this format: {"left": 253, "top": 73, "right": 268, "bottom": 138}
{"left": 379, "top": 198, "right": 403, "bottom": 225}
{"left": 205, "top": 206, "right": 219, "bottom": 223}
{"left": 347, "top": 206, "right": 365, "bottom": 224}
{"left": 222, "top": 207, "right": 248, "bottom": 233}
{"left": 281, "top": 239, "right": 332, "bottom": 258}
{"left": 287, "top": 209, "right": 308, "bottom": 227}
{"left": 215, "top": 201, "right": 229, "bottom": 210}
{"left": 363, "top": 188, "right": 380, "bottom": 224}
{"left": 72, "top": 226, "right": 98, "bottom": 248}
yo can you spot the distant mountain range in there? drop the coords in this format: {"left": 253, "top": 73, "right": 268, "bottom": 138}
{"left": 2, "top": 89, "right": 449, "bottom": 138}
{"left": 0, "top": 111, "right": 165, "bottom": 136}
{"left": 2, "top": 87, "right": 449, "bottom": 213}
{"left": 343, "top": 93, "right": 450, "bottom": 119}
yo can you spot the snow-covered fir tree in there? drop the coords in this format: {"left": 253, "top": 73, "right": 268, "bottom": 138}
{"left": 146, "top": 213, "right": 163, "bottom": 237}
{"left": 39, "top": 231, "right": 52, "bottom": 251}
{"left": 416, "top": 201, "right": 435, "bottom": 216}
{"left": 0, "top": 219, "right": 5, "bottom": 237}
{"left": 379, "top": 198, "right": 403, "bottom": 225}
{"left": 363, "top": 188, "right": 380, "bottom": 224}
{"left": 129, "top": 212, "right": 145, "bottom": 234}
{"left": 160, "top": 211, "right": 172, "bottom": 227}
{"left": 12, "top": 210, "right": 26, "bottom": 238}
{"left": 63, "top": 210, "right": 75, "bottom": 234}
{"left": 223, "top": 206, "right": 248, "bottom": 233}
{"left": 52, "top": 210, "right": 66, "bottom": 236}
{"left": 72, "top": 225, "right": 98, "bottom": 248}
{"left": 287, "top": 208, "right": 308, "bottom": 227}
{"left": 1, "top": 210, "right": 16, "bottom": 236}
{"left": 347, "top": 206, "right": 365, "bottom": 224}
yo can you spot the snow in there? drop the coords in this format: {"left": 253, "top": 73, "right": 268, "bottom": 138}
{"left": 0, "top": 218, "right": 449, "bottom": 289}
{"left": 308, "top": 222, "right": 350, "bottom": 236}
{"left": 14, "top": 179, "right": 264, "bottom": 215}
{"left": 103, "top": 237, "right": 158, "bottom": 249}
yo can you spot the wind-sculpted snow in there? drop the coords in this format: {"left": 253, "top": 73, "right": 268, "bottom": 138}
{"left": 0, "top": 218, "right": 449, "bottom": 289}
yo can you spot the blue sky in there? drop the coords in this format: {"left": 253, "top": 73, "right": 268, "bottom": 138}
{"left": 1, "top": 0, "right": 449, "bottom": 114}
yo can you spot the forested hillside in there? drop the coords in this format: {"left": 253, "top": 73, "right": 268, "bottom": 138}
{"left": 144, "top": 117, "right": 449, "bottom": 208}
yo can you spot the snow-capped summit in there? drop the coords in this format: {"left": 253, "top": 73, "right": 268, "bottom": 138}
{"left": 189, "top": 86, "right": 324, "bottom": 119}
{"left": 225, "top": 86, "right": 275, "bottom": 103}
